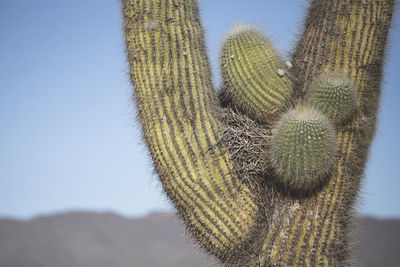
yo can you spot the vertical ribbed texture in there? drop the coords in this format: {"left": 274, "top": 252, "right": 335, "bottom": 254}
{"left": 122, "top": 0, "right": 394, "bottom": 266}
{"left": 122, "top": 0, "right": 259, "bottom": 260}
{"left": 220, "top": 28, "right": 293, "bottom": 122}
{"left": 258, "top": 0, "right": 393, "bottom": 266}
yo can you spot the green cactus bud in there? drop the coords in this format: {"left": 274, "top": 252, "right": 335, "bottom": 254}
{"left": 308, "top": 73, "right": 357, "bottom": 123}
{"left": 270, "top": 105, "right": 336, "bottom": 191}
{"left": 220, "top": 25, "right": 293, "bottom": 122}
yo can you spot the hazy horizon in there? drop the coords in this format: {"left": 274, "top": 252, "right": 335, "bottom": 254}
{"left": 1, "top": 0, "right": 399, "bottom": 220}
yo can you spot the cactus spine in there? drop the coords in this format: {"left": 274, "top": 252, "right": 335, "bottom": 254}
{"left": 122, "top": 0, "right": 394, "bottom": 266}
{"left": 270, "top": 105, "right": 336, "bottom": 192}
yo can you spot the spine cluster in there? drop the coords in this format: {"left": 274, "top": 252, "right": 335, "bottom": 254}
{"left": 308, "top": 73, "right": 357, "bottom": 123}
{"left": 270, "top": 105, "right": 336, "bottom": 192}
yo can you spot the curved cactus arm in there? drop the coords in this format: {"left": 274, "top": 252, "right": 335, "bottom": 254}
{"left": 220, "top": 26, "right": 293, "bottom": 122}
{"left": 121, "top": 0, "right": 260, "bottom": 260}
{"left": 256, "top": 1, "right": 394, "bottom": 266}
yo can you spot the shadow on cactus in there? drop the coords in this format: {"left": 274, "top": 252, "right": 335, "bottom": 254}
{"left": 121, "top": 0, "right": 394, "bottom": 266}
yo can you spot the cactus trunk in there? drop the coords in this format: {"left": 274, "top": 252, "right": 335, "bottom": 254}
{"left": 122, "top": 0, "right": 394, "bottom": 266}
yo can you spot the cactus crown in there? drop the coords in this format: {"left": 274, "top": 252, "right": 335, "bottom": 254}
{"left": 308, "top": 73, "right": 357, "bottom": 123}
{"left": 220, "top": 24, "right": 293, "bottom": 122}
{"left": 270, "top": 105, "right": 336, "bottom": 192}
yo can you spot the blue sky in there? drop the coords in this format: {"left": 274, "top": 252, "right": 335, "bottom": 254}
{"left": 0, "top": 0, "right": 399, "bottom": 219}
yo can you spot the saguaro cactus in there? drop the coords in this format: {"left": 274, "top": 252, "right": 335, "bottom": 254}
{"left": 121, "top": 0, "right": 394, "bottom": 266}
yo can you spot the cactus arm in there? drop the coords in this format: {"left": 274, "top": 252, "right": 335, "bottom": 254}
{"left": 220, "top": 26, "right": 293, "bottom": 122}
{"left": 122, "top": 0, "right": 260, "bottom": 260}
{"left": 256, "top": 1, "right": 394, "bottom": 266}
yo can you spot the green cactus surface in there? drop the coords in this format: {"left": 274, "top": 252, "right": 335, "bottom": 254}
{"left": 121, "top": 0, "right": 394, "bottom": 266}
{"left": 270, "top": 105, "right": 336, "bottom": 192}
{"left": 308, "top": 73, "right": 357, "bottom": 123}
{"left": 220, "top": 25, "right": 293, "bottom": 122}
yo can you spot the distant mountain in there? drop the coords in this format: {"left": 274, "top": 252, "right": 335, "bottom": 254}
{"left": 352, "top": 216, "right": 400, "bottom": 267}
{"left": 0, "top": 212, "right": 398, "bottom": 267}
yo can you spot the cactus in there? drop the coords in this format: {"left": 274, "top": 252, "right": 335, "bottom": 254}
{"left": 308, "top": 73, "right": 357, "bottom": 123}
{"left": 121, "top": 0, "right": 394, "bottom": 266}
{"left": 220, "top": 25, "right": 293, "bottom": 122}
{"left": 270, "top": 104, "right": 336, "bottom": 192}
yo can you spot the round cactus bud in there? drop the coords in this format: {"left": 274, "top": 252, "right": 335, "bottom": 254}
{"left": 270, "top": 105, "right": 336, "bottom": 192}
{"left": 308, "top": 73, "right": 357, "bottom": 123}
